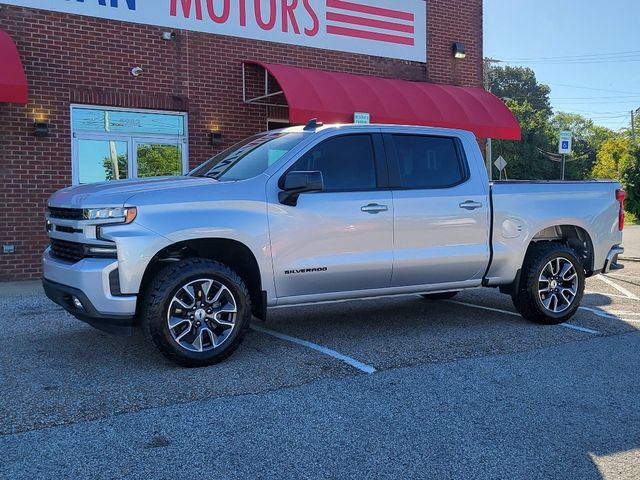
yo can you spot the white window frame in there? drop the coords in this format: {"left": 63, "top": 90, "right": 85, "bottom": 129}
{"left": 70, "top": 104, "right": 189, "bottom": 185}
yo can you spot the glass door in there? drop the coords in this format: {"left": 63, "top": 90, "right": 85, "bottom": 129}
{"left": 133, "top": 138, "right": 186, "bottom": 178}
{"left": 73, "top": 133, "right": 132, "bottom": 184}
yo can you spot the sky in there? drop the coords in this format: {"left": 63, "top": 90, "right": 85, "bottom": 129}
{"left": 484, "top": 0, "right": 640, "bottom": 132}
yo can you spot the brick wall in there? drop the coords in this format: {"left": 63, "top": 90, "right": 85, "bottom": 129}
{"left": 0, "top": 1, "right": 483, "bottom": 281}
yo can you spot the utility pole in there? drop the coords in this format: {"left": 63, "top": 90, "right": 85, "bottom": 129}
{"left": 633, "top": 110, "right": 637, "bottom": 144}
{"left": 483, "top": 58, "right": 502, "bottom": 181}
{"left": 104, "top": 111, "right": 120, "bottom": 180}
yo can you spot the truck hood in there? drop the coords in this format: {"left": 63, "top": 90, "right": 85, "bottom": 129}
{"left": 48, "top": 176, "right": 217, "bottom": 208}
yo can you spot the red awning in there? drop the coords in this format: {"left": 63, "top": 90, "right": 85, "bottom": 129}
{"left": 0, "top": 30, "right": 28, "bottom": 104}
{"left": 248, "top": 62, "right": 520, "bottom": 140}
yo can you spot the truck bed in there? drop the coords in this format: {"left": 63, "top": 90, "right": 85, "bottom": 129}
{"left": 486, "top": 180, "right": 623, "bottom": 285}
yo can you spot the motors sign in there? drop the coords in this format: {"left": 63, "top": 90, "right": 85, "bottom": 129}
{"left": 0, "top": 0, "right": 427, "bottom": 62}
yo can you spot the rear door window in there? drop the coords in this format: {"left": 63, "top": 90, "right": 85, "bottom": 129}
{"left": 390, "top": 135, "right": 467, "bottom": 189}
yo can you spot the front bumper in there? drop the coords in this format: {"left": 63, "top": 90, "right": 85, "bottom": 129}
{"left": 42, "top": 247, "right": 137, "bottom": 334}
{"left": 43, "top": 279, "right": 135, "bottom": 335}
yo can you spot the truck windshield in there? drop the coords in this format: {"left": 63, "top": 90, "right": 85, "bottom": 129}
{"left": 189, "top": 132, "right": 307, "bottom": 181}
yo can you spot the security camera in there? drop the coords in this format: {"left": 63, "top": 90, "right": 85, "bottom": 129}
{"left": 130, "top": 66, "right": 144, "bottom": 77}
{"left": 162, "top": 31, "right": 176, "bottom": 41}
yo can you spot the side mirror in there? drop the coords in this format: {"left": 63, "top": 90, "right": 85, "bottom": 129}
{"left": 278, "top": 171, "right": 324, "bottom": 206}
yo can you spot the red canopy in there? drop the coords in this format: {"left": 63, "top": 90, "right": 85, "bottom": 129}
{"left": 249, "top": 62, "right": 520, "bottom": 140}
{"left": 0, "top": 30, "right": 28, "bottom": 104}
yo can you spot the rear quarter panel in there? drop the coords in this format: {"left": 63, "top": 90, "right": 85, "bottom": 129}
{"left": 487, "top": 181, "right": 623, "bottom": 284}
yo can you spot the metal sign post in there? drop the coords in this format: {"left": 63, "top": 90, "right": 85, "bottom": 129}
{"left": 486, "top": 138, "right": 493, "bottom": 181}
{"left": 558, "top": 131, "right": 573, "bottom": 180}
{"left": 494, "top": 155, "right": 507, "bottom": 180}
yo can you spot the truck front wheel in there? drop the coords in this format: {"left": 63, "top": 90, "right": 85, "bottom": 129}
{"left": 512, "top": 243, "right": 585, "bottom": 325}
{"left": 141, "top": 258, "right": 252, "bottom": 367}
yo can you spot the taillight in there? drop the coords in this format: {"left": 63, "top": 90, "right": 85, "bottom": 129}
{"left": 616, "top": 189, "right": 626, "bottom": 231}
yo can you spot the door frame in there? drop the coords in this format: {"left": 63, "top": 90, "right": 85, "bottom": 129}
{"left": 72, "top": 133, "right": 133, "bottom": 184}
{"left": 70, "top": 105, "right": 189, "bottom": 185}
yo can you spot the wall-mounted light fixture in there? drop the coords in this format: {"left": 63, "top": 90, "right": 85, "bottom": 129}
{"left": 162, "top": 31, "right": 176, "bottom": 41}
{"left": 452, "top": 42, "right": 466, "bottom": 59}
{"left": 130, "top": 66, "right": 144, "bottom": 77}
{"left": 210, "top": 132, "right": 224, "bottom": 145}
{"left": 33, "top": 122, "right": 49, "bottom": 137}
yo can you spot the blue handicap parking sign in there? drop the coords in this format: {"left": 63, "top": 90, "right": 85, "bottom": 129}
{"left": 562, "top": 141, "right": 569, "bottom": 149}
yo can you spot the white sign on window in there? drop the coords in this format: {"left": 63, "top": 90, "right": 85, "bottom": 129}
{"left": 1, "top": 0, "right": 427, "bottom": 62}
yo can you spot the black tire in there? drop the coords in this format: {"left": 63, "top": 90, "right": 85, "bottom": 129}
{"left": 141, "top": 258, "right": 252, "bottom": 367}
{"left": 511, "top": 243, "right": 585, "bottom": 325}
{"left": 420, "top": 291, "right": 459, "bottom": 300}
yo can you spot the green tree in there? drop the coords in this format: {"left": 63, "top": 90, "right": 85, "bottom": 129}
{"left": 622, "top": 146, "right": 640, "bottom": 219}
{"left": 493, "top": 99, "right": 557, "bottom": 179}
{"left": 591, "top": 137, "right": 634, "bottom": 180}
{"left": 103, "top": 144, "right": 182, "bottom": 180}
{"left": 136, "top": 144, "right": 182, "bottom": 178}
{"left": 486, "top": 62, "right": 617, "bottom": 181}
{"left": 487, "top": 64, "right": 557, "bottom": 179}
{"left": 486, "top": 65, "right": 553, "bottom": 116}
{"left": 551, "top": 112, "right": 615, "bottom": 179}
{"left": 592, "top": 137, "right": 640, "bottom": 221}
{"left": 103, "top": 153, "right": 127, "bottom": 181}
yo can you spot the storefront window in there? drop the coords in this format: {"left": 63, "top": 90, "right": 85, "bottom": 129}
{"left": 77, "top": 139, "right": 129, "bottom": 184}
{"left": 71, "top": 106, "right": 187, "bottom": 184}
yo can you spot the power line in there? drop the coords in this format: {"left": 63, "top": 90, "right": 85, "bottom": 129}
{"left": 553, "top": 100, "right": 640, "bottom": 105}
{"left": 543, "top": 82, "right": 640, "bottom": 96}
{"left": 502, "top": 49, "right": 640, "bottom": 61}
{"left": 503, "top": 58, "right": 640, "bottom": 65}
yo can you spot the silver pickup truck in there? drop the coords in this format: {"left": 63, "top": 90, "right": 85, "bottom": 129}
{"left": 43, "top": 123, "right": 625, "bottom": 366}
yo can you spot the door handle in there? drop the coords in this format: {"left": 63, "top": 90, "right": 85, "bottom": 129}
{"left": 459, "top": 201, "right": 483, "bottom": 210}
{"left": 361, "top": 203, "right": 389, "bottom": 214}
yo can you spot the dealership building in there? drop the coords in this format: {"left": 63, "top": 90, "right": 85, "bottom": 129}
{"left": 0, "top": 0, "right": 519, "bottom": 281}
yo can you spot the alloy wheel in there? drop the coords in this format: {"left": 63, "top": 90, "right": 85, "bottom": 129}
{"left": 166, "top": 278, "right": 238, "bottom": 352}
{"left": 538, "top": 257, "right": 579, "bottom": 314}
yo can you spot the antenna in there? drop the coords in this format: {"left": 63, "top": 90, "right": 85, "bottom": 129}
{"left": 304, "top": 118, "right": 323, "bottom": 131}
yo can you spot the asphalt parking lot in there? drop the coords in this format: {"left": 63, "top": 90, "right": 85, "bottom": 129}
{"left": 1, "top": 264, "right": 639, "bottom": 479}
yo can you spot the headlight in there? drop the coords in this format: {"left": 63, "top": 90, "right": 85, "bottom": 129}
{"left": 83, "top": 207, "right": 137, "bottom": 224}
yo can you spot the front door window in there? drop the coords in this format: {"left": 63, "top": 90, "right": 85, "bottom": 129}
{"left": 71, "top": 106, "right": 187, "bottom": 184}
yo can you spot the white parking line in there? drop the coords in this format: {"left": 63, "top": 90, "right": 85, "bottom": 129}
{"left": 579, "top": 306, "right": 640, "bottom": 324}
{"left": 251, "top": 325, "right": 377, "bottom": 374}
{"left": 597, "top": 275, "right": 640, "bottom": 300}
{"left": 584, "top": 290, "right": 631, "bottom": 299}
{"left": 603, "top": 310, "right": 640, "bottom": 316}
{"left": 580, "top": 308, "right": 640, "bottom": 323}
{"left": 558, "top": 323, "right": 601, "bottom": 335}
{"left": 578, "top": 306, "right": 619, "bottom": 319}
{"left": 605, "top": 272, "right": 639, "bottom": 280}
{"left": 446, "top": 300, "right": 600, "bottom": 335}
{"left": 446, "top": 300, "right": 520, "bottom": 317}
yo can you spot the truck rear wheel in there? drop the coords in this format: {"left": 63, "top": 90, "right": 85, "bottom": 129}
{"left": 141, "top": 258, "right": 252, "bottom": 367}
{"left": 511, "top": 243, "right": 585, "bottom": 325}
